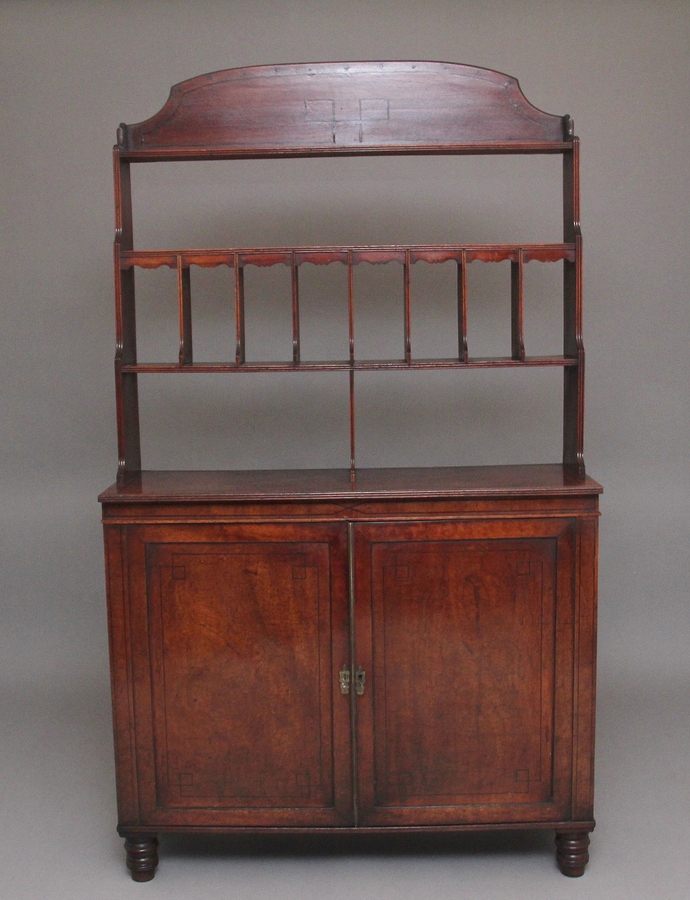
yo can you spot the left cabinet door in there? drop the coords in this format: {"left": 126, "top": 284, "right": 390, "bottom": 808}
{"left": 106, "top": 521, "right": 353, "bottom": 828}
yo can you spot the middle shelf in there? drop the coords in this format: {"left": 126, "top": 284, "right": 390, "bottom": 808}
{"left": 117, "top": 241, "right": 578, "bottom": 370}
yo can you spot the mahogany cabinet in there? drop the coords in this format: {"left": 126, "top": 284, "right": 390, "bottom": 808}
{"left": 100, "top": 62, "right": 601, "bottom": 880}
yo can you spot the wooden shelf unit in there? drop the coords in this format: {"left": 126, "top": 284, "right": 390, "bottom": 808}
{"left": 101, "top": 61, "right": 600, "bottom": 881}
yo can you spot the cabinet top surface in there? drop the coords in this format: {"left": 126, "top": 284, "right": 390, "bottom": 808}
{"left": 100, "top": 465, "right": 602, "bottom": 504}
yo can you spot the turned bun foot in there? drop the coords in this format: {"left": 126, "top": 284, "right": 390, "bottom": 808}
{"left": 124, "top": 834, "right": 159, "bottom": 882}
{"left": 555, "top": 830, "right": 590, "bottom": 877}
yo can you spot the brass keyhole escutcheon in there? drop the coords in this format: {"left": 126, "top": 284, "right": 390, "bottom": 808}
{"left": 355, "top": 666, "right": 366, "bottom": 696}
{"left": 339, "top": 667, "right": 351, "bottom": 695}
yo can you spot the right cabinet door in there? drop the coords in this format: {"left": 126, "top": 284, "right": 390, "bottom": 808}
{"left": 353, "top": 519, "right": 577, "bottom": 826}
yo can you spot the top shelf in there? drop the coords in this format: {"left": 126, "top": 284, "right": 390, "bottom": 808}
{"left": 118, "top": 142, "right": 573, "bottom": 162}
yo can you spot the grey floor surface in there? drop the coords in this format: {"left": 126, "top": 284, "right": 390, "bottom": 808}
{"left": 1, "top": 661, "right": 688, "bottom": 899}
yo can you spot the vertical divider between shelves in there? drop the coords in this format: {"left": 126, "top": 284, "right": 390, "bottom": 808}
{"left": 291, "top": 251, "right": 301, "bottom": 364}
{"left": 404, "top": 250, "right": 412, "bottom": 364}
{"left": 348, "top": 251, "right": 356, "bottom": 480}
{"left": 457, "top": 250, "right": 468, "bottom": 362}
{"left": 511, "top": 248, "right": 526, "bottom": 361}
{"left": 177, "top": 256, "right": 193, "bottom": 366}
{"left": 234, "top": 253, "right": 246, "bottom": 365}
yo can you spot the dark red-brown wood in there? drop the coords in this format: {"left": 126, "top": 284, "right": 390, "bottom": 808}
{"left": 556, "top": 830, "right": 592, "bottom": 877}
{"left": 117, "top": 61, "right": 568, "bottom": 159}
{"left": 100, "top": 464, "right": 601, "bottom": 505}
{"left": 354, "top": 521, "right": 569, "bottom": 825}
{"left": 122, "top": 834, "right": 158, "bottom": 882}
{"left": 112, "top": 61, "right": 583, "bottom": 484}
{"left": 103, "top": 62, "right": 598, "bottom": 881}
{"left": 103, "top": 479, "right": 599, "bottom": 878}
{"left": 120, "top": 522, "right": 352, "bottom": 828}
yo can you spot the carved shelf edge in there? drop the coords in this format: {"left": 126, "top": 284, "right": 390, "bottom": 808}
{"left": 119, "top": 245, "right": 576, "bottom": 269}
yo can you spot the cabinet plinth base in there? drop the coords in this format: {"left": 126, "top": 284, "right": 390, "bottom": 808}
{"left": 116, "top": 826, "right": 593, "bottom": 879}
{"left": 123, "top": 834, "right": 159, "bottom": 882}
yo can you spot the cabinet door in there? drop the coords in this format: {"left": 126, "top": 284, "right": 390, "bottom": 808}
{"left": 353, "top": 520, "right": 576, "bottom": 826}
{"left": 121, "top": 522, "right": 353, "bottom": 827}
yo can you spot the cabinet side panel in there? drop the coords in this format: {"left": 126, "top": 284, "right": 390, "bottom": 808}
{"left": 103, "top": 525, "right": 140, "bottom": 824}
{"left": 572, "top": 516, "right": 598, "bottom": 819}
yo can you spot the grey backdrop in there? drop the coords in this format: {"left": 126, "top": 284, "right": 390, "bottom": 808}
{"left": 2, "top": 1, "right": 688, "bottom": 898}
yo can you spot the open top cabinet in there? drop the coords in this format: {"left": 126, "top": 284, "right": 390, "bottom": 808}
{"left": 100, "top": 62, "right": 601, "bottom": 881}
